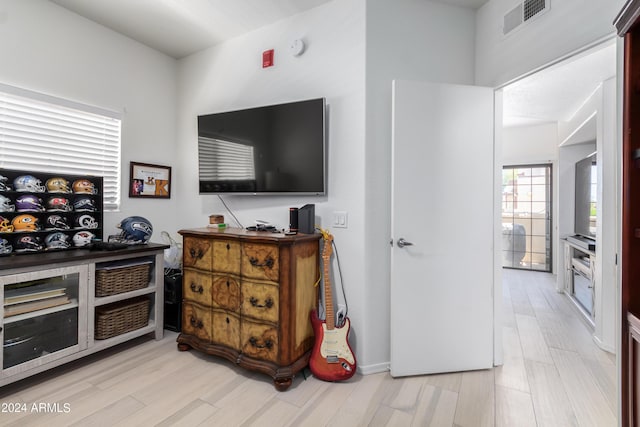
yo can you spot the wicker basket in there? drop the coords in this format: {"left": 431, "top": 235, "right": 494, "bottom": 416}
{"left": 95, "top": 297, "right": 150, "bottom": 340}
{"left": 95, "top": 262, "right": 151, "bottom": 297}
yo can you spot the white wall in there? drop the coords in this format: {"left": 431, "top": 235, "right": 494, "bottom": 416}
{"left": 0, "top": 0, "right": 178, "bottom": 239}
{"left": 364, "top": 0, "right": 476, "bottom": 372}
{"left": 175, "top": 0, "right": 368, "bottom": 356}
{"left": 476, "top": 0, "right": 625, "bottom": 87}
{"left": 502, "top": 123, "right": 558, "bottom": 164}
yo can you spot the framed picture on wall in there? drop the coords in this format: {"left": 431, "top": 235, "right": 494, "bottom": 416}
{"left": 129, "top": 162, "right": 171, "bottom": 198}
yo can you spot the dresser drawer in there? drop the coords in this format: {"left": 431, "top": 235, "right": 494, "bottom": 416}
{"left": 241, "top": 280, "right": 279, "bottom": 323}
{"left": 183, "top": 269, "right": 212, "bottom": 306}
{"left": 183, "top": 237, "right": 213, "bottom": 271}
{"left": 212, "top": 240, "right": 241, "bottom": 275}
{"left": 241, "top": 243, "right": 279, "bottom": 282}
{"left": 212, "top": 309, "right": 240, "bottom": 350}
{"left": 212, "top": 274, "right": 241, "bottom": 312}
{"left": 182, "top": 302, "right": 212, "bottom": 342}
{"left": 241, "top": 319, "right": 278, "bottom": 363}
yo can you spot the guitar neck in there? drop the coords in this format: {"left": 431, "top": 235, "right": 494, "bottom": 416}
{"left": 323, "top": 239, "right": 335, "bottom": 330}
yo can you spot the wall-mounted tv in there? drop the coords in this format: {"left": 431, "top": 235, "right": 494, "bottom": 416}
{"left": 574, "top": 152, "right": 597, "bottom": 240}
{"left": 197, "top": 98, "right": 326, "bottom": 195}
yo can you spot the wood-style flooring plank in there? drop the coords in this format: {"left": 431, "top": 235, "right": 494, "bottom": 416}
{"left": 495, "top": 384, "right": 536, "bottom": 427}
{"left": 495, "top": 325, "right": 530, "bottom": 393}
{"left": 516, "top": 313, "right": 554, "bottom": 364}
{"left": 412, "top": 383, "right": 458, "bottom": 427}
{"left": 0, "top": 269, "right": 618, "bottom": 427}
{"left": 550, "top": 347, "right": 616, "bottom": 427}
{"left": 524, "top": 359, "right": 579, "bottom": 427}
{"left": 453, "top": 369, "right": 495, "bottom": 427}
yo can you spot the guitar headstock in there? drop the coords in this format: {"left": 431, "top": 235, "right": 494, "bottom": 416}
{"left": 320, "top": 229, "right": 333, "bottom": 261}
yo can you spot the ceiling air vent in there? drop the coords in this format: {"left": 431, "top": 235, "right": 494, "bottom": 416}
{"left": 524, "top": 0, "right": 547, "bottom": 21}
{"left": 503, "top": 0, "right": 549, "bottom": 37}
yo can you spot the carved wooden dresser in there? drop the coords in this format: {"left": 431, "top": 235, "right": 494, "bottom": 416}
{"left": 176, "top": 227, "right": 320, "bottom": 391}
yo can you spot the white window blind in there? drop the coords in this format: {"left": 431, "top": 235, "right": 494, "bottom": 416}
{"left": 198, "top": 136, "right": 255, "bottom": 180}
{"left": 0, "top": 85, "right": 121, "bottom": 210}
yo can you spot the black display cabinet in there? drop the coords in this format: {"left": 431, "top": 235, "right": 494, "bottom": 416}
{"left": 0, "top": 168, "right": 103, "bottom": 255}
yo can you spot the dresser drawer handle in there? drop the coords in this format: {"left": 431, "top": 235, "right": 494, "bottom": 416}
{"left": 189, "top": 248, "right": 204, "bottom": 260}
{"left": 249, "top": 296, "right": 274, "bottom": 309}
{"left": 249, "top": 337, "right": 273, "bottom": 349}
{"left": 226, "top": 243, "right": 231, "bottom": 250}
{"left": 190, "top": 283, "right": 204, "bottom": 294}
{"left": 189, "top": 316, "right": 204, "bottom": 329}
{"left": 249, "top": 256, "right": 274, "bottom": 269}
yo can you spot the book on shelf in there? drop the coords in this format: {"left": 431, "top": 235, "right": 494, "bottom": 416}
{"left": 4, "top": 295, "right": 70, "bottom": 317}
{"left": 4, "top": 284, "right": 66, "bottom": 306}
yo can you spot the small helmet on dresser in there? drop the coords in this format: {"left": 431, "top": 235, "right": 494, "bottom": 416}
{"left": 110, "top": 216, "right": 152, "bottom": 245}
{"left": 14, "top": 235, "right": 43, "bottom": 252}
{"left": 44, "top": 232, "right": 71, "bottom": 250}
{"left": 13, "top": 175, "right": 45, "bottom": 192}
{"left": 12, "top": 214, "right": 40, "bottom": 232}
{"left": 45, "top": 214, "right": 71, "bottom": 230}
{"left": 16, "top": 195, "right": 45, "bottom": 212}
{"left": 46, "top": 177, "right": 71, "bottom": 193}
{"left": 0, "top": 195, "right": 15, "bottom": 212}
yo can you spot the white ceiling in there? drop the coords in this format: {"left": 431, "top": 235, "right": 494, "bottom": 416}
{"left": 503, "top": 42, "right": 617, "bottom": 128}
{"left": 50, "top": 0, "right": 489, "bottom": 59}
{"left": 50, "top": 0, "right": 607, "bottom": 128}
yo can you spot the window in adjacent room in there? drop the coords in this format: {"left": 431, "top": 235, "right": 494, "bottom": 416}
{"left": 0, "top": 84, "right": 122, "bottom": 210}
{"left": 502, "top": 164, "right": 552, "bottom": 272}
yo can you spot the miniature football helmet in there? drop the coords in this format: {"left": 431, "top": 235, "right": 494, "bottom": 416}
{"left": 73, "top": 197, "right": 97, "bottom": 212}
{"left": 11, "top": 214, "right": 40, "bottom": 232}
{"left": 16, "top": 194, "right": 45, "bottom": 212}
{"left": 46, "top": 177, "right": 71, "bottom": 193}
{"left": 0, "top": 238, "right": 12, "bottom": 255}
{"left": 14, "top": 235, "right": 43, "bottom": 252}
{"left": 0, "top": 195, "right": 15, "bottom": 212}
{"left": 45, "top": 232, "right": 71, "bottom": 250}
{"left": 0, "top": 216, "right": 14, "bottom": 232}
{"left": 0, "top": 175, "right": 11, "bottom": 191}
{"left": 75, "top": 214, "right": 98, "bottom": 229}
{"left": 72, "top": 231, "right": 95, "bottom": 247}
{"left": 72, "top": 179, "right": 97, "bottom": 194}
{"left": 45, "top": 214, "right": 70, "bottom": 230}
{"left": 110, "top": 216, "right": 152, "bottom": 244}
{"left": 13, "top": 175, "right": 45, "bottom": 192}
{"left": 46, "top": 197, "right": 72, "bottom": 212}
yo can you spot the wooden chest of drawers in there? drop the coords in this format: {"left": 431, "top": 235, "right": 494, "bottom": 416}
{"left": 176, "top": 227, "right": 320, "bottom": 391}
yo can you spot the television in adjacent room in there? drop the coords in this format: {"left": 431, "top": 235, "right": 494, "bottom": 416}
{"left": 197, "top": 98, "right": 326, "bottom": 195}
{"left": 574, "top": 152, "right": 597, "bottom": 241}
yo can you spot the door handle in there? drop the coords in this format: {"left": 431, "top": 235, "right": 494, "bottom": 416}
{"left": 397, "top": 238, "right": 414, "bottom": 248}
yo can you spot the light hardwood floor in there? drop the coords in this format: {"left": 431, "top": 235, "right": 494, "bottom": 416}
{"left": 0, "top": 269, "right": 617, "bottom": 426}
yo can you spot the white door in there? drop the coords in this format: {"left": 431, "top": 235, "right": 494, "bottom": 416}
{"left": 390, "top": 80, "right": 495, "bottom": 377}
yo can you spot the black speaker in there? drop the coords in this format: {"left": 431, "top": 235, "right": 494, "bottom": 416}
{"left": 289, "top": 207, "right": 299, "bottom": 232}
{"left": 164, "top": 269, "right": 182, "bottom": 332}
{"left": 298, "top": 204, "right": 315, "bottom": 234}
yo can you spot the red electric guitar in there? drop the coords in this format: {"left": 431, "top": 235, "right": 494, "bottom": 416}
{"left": 309, "top": 231, "right": 356, "bottom": 381}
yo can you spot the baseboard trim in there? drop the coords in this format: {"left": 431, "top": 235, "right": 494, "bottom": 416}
{"left": 592, "top": 335, "right": 616, "bottom": 354}
{"left": 357, "top": 362, "right": 390, "bottom": 375}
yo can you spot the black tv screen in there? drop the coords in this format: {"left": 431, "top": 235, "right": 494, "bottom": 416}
{"left": 574, "top": 153, "right": 597, "bottom": 240}
{"left": 197, "top": 98, "right": 326, "bottom": 195}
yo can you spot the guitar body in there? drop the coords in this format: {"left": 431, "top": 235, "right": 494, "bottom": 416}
{"left": 309, "top": 309, "right": 356, "bottom": 381}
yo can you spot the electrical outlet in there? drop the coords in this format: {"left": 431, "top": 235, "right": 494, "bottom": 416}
{"left": 333, "top": 211, "right": 348, "bottom": 228}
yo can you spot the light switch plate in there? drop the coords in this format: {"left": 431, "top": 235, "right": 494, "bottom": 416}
{"left": 333, "top": 211, "right": 348, "bottom": 228}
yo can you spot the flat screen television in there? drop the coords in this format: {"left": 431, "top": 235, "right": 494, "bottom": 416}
{"left": 197, "top": 98, "right": 326, "bottom": 195}
{"left": 574, "top": 152, "right": 597, "bottom": 240}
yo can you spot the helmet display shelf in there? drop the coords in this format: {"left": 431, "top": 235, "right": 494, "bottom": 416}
{"left": 0, "top": 169, "right": 103, "bottom": 256}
